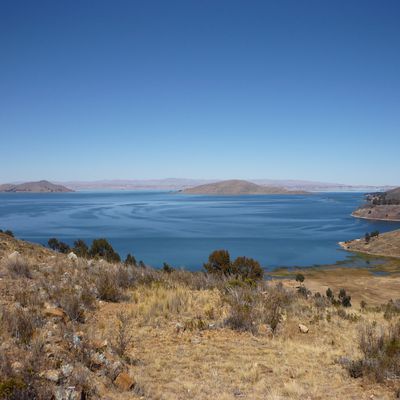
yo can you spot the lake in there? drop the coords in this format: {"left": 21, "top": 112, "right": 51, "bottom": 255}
{"left": 1, "top": 191, "right": 399, "bottom": 270}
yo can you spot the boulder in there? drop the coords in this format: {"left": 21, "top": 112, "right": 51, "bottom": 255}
{"left": 42, "top": 369, "right": 61, "bottom": 382}
{"left": 8, "top": 251, "right": 20, "bottom": 260}
{"left": 44, "top": 307, "right": 68, "bottom": 321}
{"left": 299, "top": 324, "right": 309, "bottom": 333}
{"left": 114, "top": 372, "right": 135, "bottom": 391}
{"left": 68, "top": 252, "right": 78, "bottom": 261}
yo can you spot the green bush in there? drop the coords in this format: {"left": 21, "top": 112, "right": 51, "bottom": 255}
{"left": 90, "top": 238, "right": 121, "bottom": 263}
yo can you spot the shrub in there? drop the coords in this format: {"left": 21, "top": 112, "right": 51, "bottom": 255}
{"left": 339, "top": 289, "right": 352, "bottom": 307}
{"left": 1, "top": 306, "right": 40, "bottom": 344}
{"left": 5, "top": 257, "right": 32, "bottom": 279}
{"left": 326, "top": 288, "right": 334, "bottom": 300}
{"left": 95, "top": 270, "right": 123, "bottom": 302}
{"left": 383, "top": 299, "right": 400, "bottom": 320}
{"left": 125, "top": 253, "right": 137, "bottom": 266}
{"left": 295, "top": 273, "right": 305, "bottom": 283}
{"left": 204, "top": 249, "right": 232, "bottom": 276}
{"left": 262, "top": 284, "right": 293, "bottom": 333}
{"left": 47, "top": 237, "right": 70, "bottom": 253}
{"left": 223, "top": 286, "right": 259, "bottom": 333}
{"left": 111, "top": 311, "right": 133, "bottom": 359}
{"left": 162, "top": 262, "right": 174, "bottom": 273}
{"left": 348, "top": 322, "right": 400, "bottom": 382}
{"left": 4, "top": 230, "right": 14, "bottom": 237}
{"left": 231, "top": 256, "right": 263, "bottom": 281}
{"left": 90, "top": 238, "right": 121, "bottom": 263}
{"left": 72, "top": 239, "right": 89, "bottom": 258}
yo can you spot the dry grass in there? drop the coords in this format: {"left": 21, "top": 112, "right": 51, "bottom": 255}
{"left": 1, "top": 232, "right": 399, "bottom": 399}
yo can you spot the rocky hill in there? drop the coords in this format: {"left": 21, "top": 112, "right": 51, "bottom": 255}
{"left": 352, "top": 187, "right": 400, "bottom": 221}
{"left": 0, "top": 180, "right": 74, "bottom": 193}
{"left": 181, "top": 179, "right": 309, "bottom": 195}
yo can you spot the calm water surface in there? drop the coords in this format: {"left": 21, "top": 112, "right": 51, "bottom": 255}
{"left": 1, "top": 191, "right": 399, "bottom": 270}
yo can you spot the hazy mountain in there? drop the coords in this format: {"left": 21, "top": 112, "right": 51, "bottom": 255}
{"left": 0, "top": 180, "right": 74, "bottom": 193}
{"left": 60, "top": 178, "right": 394, "bottom": 192}
{"left": 180, "top": 180, "right": 309, "bottom": 195}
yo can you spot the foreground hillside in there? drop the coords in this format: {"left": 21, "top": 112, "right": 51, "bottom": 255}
{"left": 181, "top": 180, "right": 308, "bottom": 195}
{"left": 0, "top": 180, "right": 73, "bottom": 193}
{"left": 1, "top": 233, "right": 400, "bottom": 399}
{"left": 352, "top": 187, "right": 400, "bottom": 221}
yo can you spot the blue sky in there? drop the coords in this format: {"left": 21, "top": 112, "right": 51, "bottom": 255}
{"left": 1, "top": 1, "right": 399, "bottom": 185}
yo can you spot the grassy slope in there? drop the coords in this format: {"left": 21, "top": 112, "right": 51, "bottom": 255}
{"left": 1, "top": 233, "right": 399, "bottom": 399}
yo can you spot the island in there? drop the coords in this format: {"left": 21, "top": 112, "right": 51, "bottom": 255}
{"left": 0, "top": 180, "right": 74, "bottom": 193}
{"left": 352, "top": 187, "right": 400, "bottom": 221}
{"left": 180, "top": 179, "right": 309, "bottom": 195}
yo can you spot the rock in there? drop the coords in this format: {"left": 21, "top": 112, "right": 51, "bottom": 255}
{"left": 54, "top": 386, "right": 82, "bottom": 400}
{"left": 44, "top": 307, "right": 68, "bottom": 321}
{"left": 8, "top": 251, "right": 20, "bottom": 260}
{"left": 299, "top": 324, "right": 309, "bottom": 333}
{"left": 68, "top": 252, "right": 78, "bottom": 261}
{"left": 11, "top": 361, "right": 23, "bottom": 372}
{"left": 61, "top": 363, "right": 74, "bottom": 377}
{"left": 114, "top": 372, "right": 135, "bottom": 391}
{"left": 42, "top": 369, "right": 61, "bottom": 382}
{"left": 92, "top": 338, "right": 108, "bottom": 350}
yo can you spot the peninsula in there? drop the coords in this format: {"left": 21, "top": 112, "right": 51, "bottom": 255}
{"left": 180, "top": 179, "right": 309, "bottom": 195}
{"left": 0, "top": 180, "right": 74, "bottom": 193}
{"left": 352, "top": 187, "right": 400, "bottom": 221}
{"left": 339, "top": 229, "right": 400, "bottom": 259}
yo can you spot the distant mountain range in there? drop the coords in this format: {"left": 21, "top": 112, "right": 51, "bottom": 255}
{"left": 0, "top": 179, "right": 395, "bottom": 193}
{"left": 0, "top": 180, "right": 74, "bottom": 193}
{"left": 180, "top": 180, "right": 308, "bottom": 195}
{"left": 59, "top": 178, "right": 395, "bottom": 192}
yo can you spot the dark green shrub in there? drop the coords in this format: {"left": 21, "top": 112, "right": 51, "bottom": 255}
{"left": 47, "top": 237, "right": 70, "bottom": 253}
{"left": 162, "top": 262, "right": 174, "bottom": 273}
{"left": 295, "top": 273, "right": 305, "bottom": 283}
{"left": 326, "top": 288, "right": 334, "bottom": 299}
{"left": 4, "top": 230, "right": 14, "bottom": 237}
{"left": 125, "top": 253, "right": 137, "bottom": 266}
{"left": 73, "top": 239, "right": 89, "bottom": 258}
{"left": 90, "top": 238, "right": 120, "bottom": 263}
{"left": 231, "top": 256, "right": 263, "bottom": 281}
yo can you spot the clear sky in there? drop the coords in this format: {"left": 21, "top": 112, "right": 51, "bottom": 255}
{"left": 1, "top": 1, "right": 399, "bottom": 185}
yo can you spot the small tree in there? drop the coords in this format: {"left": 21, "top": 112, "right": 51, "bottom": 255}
{"left": 231, "top": 256, "right": 263, "bottom": 281}
{"left": 90, "top": 238, "right": 121, "bottom": 263}
{"left": 73, "top": 239, "right": 89, "bottom": 258}
{"left": 204, "top": 249, "right": 232, "bottom": 276}
{"left": 162, "top": 262, "right": 174, "bottom": 273}
{"left": 48, "top": 238, "right": 60, "bottom": 251}
{"left": 339, "top": 288, "right": 352, "bottom": 307}
{"left": 48, "top": 237, "right": 70, "bottom": 253}
{"left": 124, "top": 253, "right": 137, "bottom": 266}
{"left": 326, "top": 288, "right": 334, "bottom": 300}
{"left": 295, "top": 273, "right": 305, "bottom": 283}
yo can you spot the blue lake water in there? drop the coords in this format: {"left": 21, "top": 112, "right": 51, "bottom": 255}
{"left": 1, "top": 191, "right": 399, "bottom": 270}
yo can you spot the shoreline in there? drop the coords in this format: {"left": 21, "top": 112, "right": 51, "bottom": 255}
{"left": 351, "top": 211, "right": 400, "bottom": 222}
